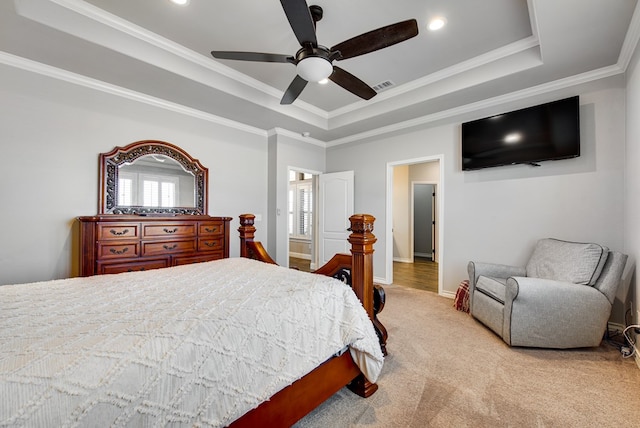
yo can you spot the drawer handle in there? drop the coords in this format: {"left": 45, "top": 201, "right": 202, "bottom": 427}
{"left": 110, "top": 248, "right": 129, "bottom": 255}
{"left": 205, "top": 226, "right": 218, "bottom": 233}
{"left": 204, "top": 241, "right": 217, "bottom": 247}
{"left": 128, "top": 267, "right": 145, "bottom": 272}
{"left": 163, "top": 244, "right": 178, "bottom": 250}
{"left": 163, "top": 228, "right": 179, "bottom": 234}
{"left": 110, "top": 229, "right": 129, "bottom": 236}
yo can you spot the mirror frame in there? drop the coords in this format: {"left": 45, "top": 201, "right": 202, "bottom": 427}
{"left": 99, "top": 140, "right": 208, "bottom": 215}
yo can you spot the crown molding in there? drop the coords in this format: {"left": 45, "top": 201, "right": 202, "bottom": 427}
{"left": 269, "top": 128, "right": 327, "bottom": 148}
{"left": 14, "top": 0, "right": 331, "bottom": 127}
{"left": 1, "top": 48, "right": 624, "bottom": 150}
{"left": 8, "top": 0, "right": 638, "bottom": 148}
{"left": 14, "top": 0, "right": 549, "bottom": 134}
{"left": 617, "top": 0, "right": 640, "bottom": 71}
{"left": 325, "top": 64, "right": 625, "bottom": 147}
{"left": 0, "top": 51, "right": 268, "bottom": 137}
{"left": 328, "top": 35, "right": 541, "bottom": 120}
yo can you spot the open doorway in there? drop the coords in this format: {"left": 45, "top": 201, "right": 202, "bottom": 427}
{"left": 413, "top": 182, "right": 436, "bottom": 261}
{"left": 288, "top": 169, "right": 316, "bottom": 272}
{"left": 386, "top": 156, "right": 443, "bottom": 294}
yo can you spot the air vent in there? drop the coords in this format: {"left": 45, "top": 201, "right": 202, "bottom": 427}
{"left": 372, "top": 80, "right": 395, "bottom": 92}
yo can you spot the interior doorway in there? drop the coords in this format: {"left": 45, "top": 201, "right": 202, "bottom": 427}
{"left": 413, "top": 182, "right": 436, "bottom": 261}
{"left": 386, "top": 156, "right": 443, "bottom": 294}
{"left": 287, "top": 168, "right": 317, "bottom": 272}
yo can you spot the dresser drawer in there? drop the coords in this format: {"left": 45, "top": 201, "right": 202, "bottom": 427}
{"left": 97, "top": 242, "right": 140, "bottom": 259}
{"left": 98, "top": 258, "right": 169, "bottom": 275}
{"left": 142, "top": 239, "right": 197, "bottom": 256}
{"left": 198, "top": 237, "right": 224, "bottom": 252}
{"left": 173, "top": 253, "right": 223, "bottom": 266}
{"left": 199, "top": 222, "right": 224, "bottom": 236}
{"left": 142, "top": 223, "right": 196, "bottom": 238}
{"left": 97, "top": 223, "right": 140, "bottom": 240}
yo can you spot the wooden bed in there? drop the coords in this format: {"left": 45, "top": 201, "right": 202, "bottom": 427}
{"left": 232, "top": 213, "right": 387, "bottom": 427}
{"left": 0, "top": 213, "right": 386, "bottom": 427}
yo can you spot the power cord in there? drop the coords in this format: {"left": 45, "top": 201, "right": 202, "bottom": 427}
{"left": 621, "top": 324, "right": 640, "bottom": 358}
{"left": 606, "top": 324, "right": 628, "bottom": 352}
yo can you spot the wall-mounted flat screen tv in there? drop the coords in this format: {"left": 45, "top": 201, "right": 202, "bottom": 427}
{"left": 461, "top": 96, "right": 580, "bottom": 171}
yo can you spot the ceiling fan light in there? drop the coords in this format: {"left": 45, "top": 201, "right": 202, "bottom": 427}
{"left": 296, "top": 57, "right": 333, "bottom": 83}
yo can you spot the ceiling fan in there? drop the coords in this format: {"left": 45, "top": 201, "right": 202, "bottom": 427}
{"left": 211, "top": 0, "right": 419, "bottom": 105}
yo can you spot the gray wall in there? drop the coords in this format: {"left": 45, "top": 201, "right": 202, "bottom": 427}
{"left": 0, "top": 62, "right": 268, "bottom": 285}
{"left": 625, "top": 38, "right": 640, "bottom": 328}
{"left": 327, "top": 85, "right": 626, "bottom": 304}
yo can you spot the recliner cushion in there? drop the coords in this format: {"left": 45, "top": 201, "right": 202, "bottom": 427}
{"left": 526, "top": 238, "right": 609, "bottom": 285}
{"left": 475, "top": 276, "right": 507, "bottom": 305}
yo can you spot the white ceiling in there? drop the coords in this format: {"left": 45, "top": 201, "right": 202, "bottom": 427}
{"left": 1, "top": 0, "right": 638, "bottom": 144}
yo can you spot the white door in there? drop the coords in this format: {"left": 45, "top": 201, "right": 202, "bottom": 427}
{"left": 318, "top": 171, "right": 354, "bottom": 266}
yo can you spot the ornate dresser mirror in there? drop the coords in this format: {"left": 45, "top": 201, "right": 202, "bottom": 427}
{"left": 80, "top": 140, "right": 230, "bottom": 277}
{"left": 99, "top": 140, "right": 207, "bottom": 215}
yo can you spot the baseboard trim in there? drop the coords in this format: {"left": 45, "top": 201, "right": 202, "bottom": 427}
{"left": 289, "top": 252, "right": 311, "bottom": 260}
{"left": 441, "top": 290, "right": 455, "bottom": 299}
{"left": 414, "top": 252, "right": 433, "bottom": 259}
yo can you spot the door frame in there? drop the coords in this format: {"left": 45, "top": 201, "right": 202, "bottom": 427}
{"left": 386, "top": 155, "right": 444, "bottom": 294}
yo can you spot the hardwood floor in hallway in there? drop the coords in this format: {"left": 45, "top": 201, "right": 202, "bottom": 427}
{"left": 393, "top": 257, "right": 438, "bottom": 293}
{"left": 289, "top": 257, "right": 311, "bottom": 272}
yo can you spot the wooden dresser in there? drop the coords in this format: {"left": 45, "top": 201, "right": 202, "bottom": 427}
{"left": 78, "top": 215, "right": 232, "bottom": 276}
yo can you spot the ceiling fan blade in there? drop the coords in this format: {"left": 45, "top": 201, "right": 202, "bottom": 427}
{"left": 211, "top": 51, "right": 295, "bottom": 63}
{"left": 280, "top": 0, "right": 317, "bottom": 47}
{"left": 281, "top": 75, "right": 308, "bottom": 104}
{"left": 329, "top": 66, "right": 376, "bottom": 100}
{"left": 331, "top": 19, "right": 419, "bottom": 60}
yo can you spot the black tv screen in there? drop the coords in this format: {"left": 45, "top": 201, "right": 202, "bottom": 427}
{"left": 461, "top": 96, "right": 580, "bottom": 170}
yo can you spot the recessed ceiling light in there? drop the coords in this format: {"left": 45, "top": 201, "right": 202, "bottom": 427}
{"left": 169, "top": 0, "right": 190, "bottom": 6}
{"left": 428, "top": 17, "right": 447, "bottom": 31}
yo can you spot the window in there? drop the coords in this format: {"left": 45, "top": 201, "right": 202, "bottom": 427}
{"left": 118, "top": 172, "right": 178, "bottom": 207}
{"left": 289, "top": 173, "right": 313, "bottom": 239}
{"left": 142, "top": 175, "right": 177, "bottom": 207}
{"left": 118, "top": 177, "right": 133, "bottom": 206}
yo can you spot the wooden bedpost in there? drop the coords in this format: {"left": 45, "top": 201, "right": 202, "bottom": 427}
{"left": 347, "top": 214, "right": 377, "bottom": 319}
{"left": 347, "top": 214, "right": 379, "bottom": 398}
{"left": 238, "top": 214, "right": 256, "bottom": 258}
{"left": 238, "top": 214, "right": 277, "bottom": 264}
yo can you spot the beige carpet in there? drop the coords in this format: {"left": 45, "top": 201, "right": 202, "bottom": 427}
{"left": 295, "top": 284, "right": 640, "bottom": 427}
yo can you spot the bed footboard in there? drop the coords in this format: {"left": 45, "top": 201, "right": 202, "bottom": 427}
{"left": 238, "top": 213, "right": 387, "bottom": 355}
{"left": 235, "top": 213, "right": 385, "bottom": 424}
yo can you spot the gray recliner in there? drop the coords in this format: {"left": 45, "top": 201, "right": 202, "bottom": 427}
{"left": 467, "top": 238, "right": 627, "bottom": 349}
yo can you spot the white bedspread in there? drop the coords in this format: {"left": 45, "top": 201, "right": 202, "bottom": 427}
{"left": 0, "top": 257, "right": 383, "bottom": 427}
